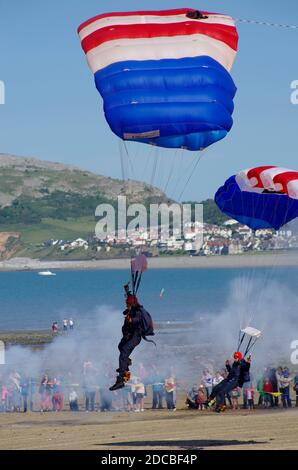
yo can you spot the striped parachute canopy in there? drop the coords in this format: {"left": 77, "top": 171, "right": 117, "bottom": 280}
{"left": 215, "top": 166, "right": 298, "bottom": 230}
{"left": 78, "top": 8, "right": 238, "bottom": 151}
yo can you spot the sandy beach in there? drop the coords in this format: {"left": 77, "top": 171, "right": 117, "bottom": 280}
{"left": 0, "top": 252, "right": 297, "bottom": 272}
{"left": 0, "top": 404, "right": 297, "bottom": 450}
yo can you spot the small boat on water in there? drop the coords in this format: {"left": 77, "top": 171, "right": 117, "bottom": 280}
{"left": 38, "top": 270, "right": 56, "bottom": 276}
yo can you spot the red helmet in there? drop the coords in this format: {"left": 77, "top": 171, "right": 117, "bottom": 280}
{"left": 233, "top": 351, "right": 243, "bottom": 360}
{"left": 126, "top": 294, "right": 138, "bottom": 306}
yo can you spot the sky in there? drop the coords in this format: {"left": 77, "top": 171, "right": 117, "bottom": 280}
{"left": 1, "top": 0, "right": 298, "bottom": 201}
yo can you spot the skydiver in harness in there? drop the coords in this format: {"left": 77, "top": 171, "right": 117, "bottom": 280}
{"left": 207, "top": 327, "right": 257, "bottom": 412}
{"left": 109, "top": 256, "right": 155, "bottom": 392}
{"left": 186, "top": 10, "right": 208, "bottom": 20}
{"left": 207, "top": 351, "right": 244, "bottom": 412}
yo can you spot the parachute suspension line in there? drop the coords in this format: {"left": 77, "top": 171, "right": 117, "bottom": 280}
{"left": 237, "top": 332, "right": 246, "bottom": 352}
{"left": 244, "top": 336, "right": 259, "bottom": 357}
{"left": 163, "top": 149, "right": 178, "bottom": 195}
{"left": 177, "top": 150, "right": 206, "bottom": 202}
{"left": 141, "top": 144, "right": 154, "bottom": 183}
{"left": 119, "top": 140, "right": 126, "bottom": 181}
{"left": 123, "top": 141, "right": 136, "bottom": 180}
{"left": 150, "top": 147, "right": 159, "bottom": 186}
{"left": 235, "top": 18, "right": 298, "bottom": 30}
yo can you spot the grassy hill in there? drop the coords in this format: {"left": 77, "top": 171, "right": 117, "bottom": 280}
{"left": 0, "top": 154, "right": 171, "bottom": 259}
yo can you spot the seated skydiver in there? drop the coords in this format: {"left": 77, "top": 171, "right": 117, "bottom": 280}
{"left": 207, "top": 351, "right": 243, "bottom": 412}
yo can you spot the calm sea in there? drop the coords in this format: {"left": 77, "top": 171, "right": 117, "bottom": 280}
{"left": 0, "top": 266, "right": 296, "bottom": 330}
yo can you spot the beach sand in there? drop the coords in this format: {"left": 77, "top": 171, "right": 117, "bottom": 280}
{"left": 0, "top": 252, "right": 298, "bottom": 272}
{"left": 0, "top": 402, "right": 297, "bottom": 450}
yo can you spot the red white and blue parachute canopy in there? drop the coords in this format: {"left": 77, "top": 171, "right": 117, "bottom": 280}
{"left": 78, "top": 8, "right": 238, "bottom": 151}
{"left": 215, "top": 166, "right": 298, "bottom": 230}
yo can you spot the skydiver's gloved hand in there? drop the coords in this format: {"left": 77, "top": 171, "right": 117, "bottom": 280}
{"left": 247, "top": 355, "right": 252, "bottom": 362}
{"left": 225, "top": 360, "right": 230, "bottom": 366}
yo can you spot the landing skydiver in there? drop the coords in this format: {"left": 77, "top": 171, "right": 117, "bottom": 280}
{"left": 109, "top": 289, "right": 155, "bottom": 392}
{"left": 207, "top": 351, "right": 247, "bottom": 412}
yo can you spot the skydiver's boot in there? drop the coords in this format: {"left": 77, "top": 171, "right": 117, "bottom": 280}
{"left": 109, "top": 371, "right": 131, "bottom": 391}
{"left": 109, "top": 376, "right": 125, "bottom": 391}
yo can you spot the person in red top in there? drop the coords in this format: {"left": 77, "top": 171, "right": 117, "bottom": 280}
{"left": 263, "top": 378, "right": 273, "bottom": 408}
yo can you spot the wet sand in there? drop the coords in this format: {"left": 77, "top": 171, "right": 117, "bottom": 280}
{"left": 0, "top": 403, "right": 297, "bottom": 450}
{"left": 0, "top": 252, "right": 297, "bottom": 272}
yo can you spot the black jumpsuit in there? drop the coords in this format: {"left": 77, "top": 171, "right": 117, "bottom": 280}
{"left": 118, "top": 306, "right": 142, "bottom": 376}
{"left": 209, "top": 361, "right": 241, "bottom": 407}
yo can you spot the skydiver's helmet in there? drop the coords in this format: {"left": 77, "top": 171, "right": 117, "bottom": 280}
{"left": 126, "top": 294, "right": 139, "bottom": 307}
{"left": 233, "top": 351, "right": 243, "bottom": 361}
{"left": 186, "top": 10, "right": 208, "bottom": 20}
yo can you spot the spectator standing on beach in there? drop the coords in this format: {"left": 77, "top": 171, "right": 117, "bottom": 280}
{"left": 8, "top": 371, "right": 21, "bottom": 412}
{"left": 39, "top": 375, "right": 52, "bottom": 412}
{"left": 294, "top": 372, "right": 298, "bottom": 407}
{"left": 1, "top": 383, "right": 8, "bottom": 412}
{"left": 257, "top": 376, "right": 264, "bottom": 406}
{"left": 202, "top": 369, "right": 213, "bottom": 399}
{"left": 52, "top": 322, "right": 59, "bottom": 334}
{"left": 279, "top": 368, "right": 293, "bottom": 408}
{"left": 263, "top": 378, "right": 273, "bottom": 408}
{"left": 165, "top": 374, "right": 176, "bottom": 411}
{"left": 134, "top": 377, "right": 145, "bottom": 412}
{"left": 269, "top": 366, "right": 279, "bottom": 407}
{"left": 121, "top": 381, "right": 134, "bottom": 412}
{"left": 83, "top": 361, "right": 98, "bottom": 411}
{"left": 63, "top": 319, "right": 68, "bottom": 331}
{"left": 69, "top": 389, "right": 79, "bottom": 411}
{"left": 20, "top": 375, "right": 30, "bottom": 413}
{"left": 151, "top": 369, "right": 164, "bottom": 410}
{"left": 69, "top": 318, "right": 74, "bottom": 330}
{"left": 53, "top": 378, "right": 64, "bottom": 412}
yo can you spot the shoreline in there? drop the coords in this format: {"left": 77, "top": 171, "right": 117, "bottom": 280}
{"left": 0, "top": 252, "right": 297, "bottom": 272}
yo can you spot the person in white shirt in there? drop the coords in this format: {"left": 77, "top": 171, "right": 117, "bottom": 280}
{"left": 134, "top": 377, "right": 145, "bottom": 412}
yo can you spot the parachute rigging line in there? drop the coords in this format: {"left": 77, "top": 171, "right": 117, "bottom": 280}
{"left": 177, "top": 150, "right": 206, "bottom": 202}
{"left": 119, "top": 140, "right": 126, "bottom": 181}
{"left": 123, "top": 141, "right": 136, "bottom": 180}
{"left": 236, "top": 17, "right": 298, "bottom": 30}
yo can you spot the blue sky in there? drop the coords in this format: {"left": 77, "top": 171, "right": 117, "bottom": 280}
{"left": 1, "top": 1, "right": 298, "bottom": 201}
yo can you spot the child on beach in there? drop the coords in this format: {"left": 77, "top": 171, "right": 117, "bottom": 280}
{"left": 196, "top": 385, "right": 206, "bottom": 410}
{"left": 69, "top": 389, "right": 79, "bottom": 411}
{"left": 165, "top": 375, "right": 176, "bottom": 411}
{"left": 1, "top": 383, "right": 8, "bottom": 412}
{"left": 245, "top": 386, "right": 255, "bottom": 410}
{"left": 231, "top": 387, "right": 240, "bottom": 410}
{"left": 263, "top": 378, "right": 273, "bottom": 408}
